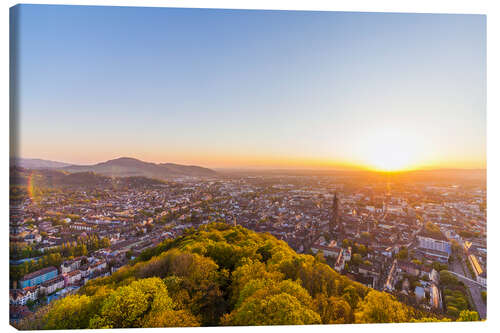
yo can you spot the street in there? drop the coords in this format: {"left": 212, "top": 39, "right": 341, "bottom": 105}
{"left": 447, "top": 263, "right": 487, "bottom": 320}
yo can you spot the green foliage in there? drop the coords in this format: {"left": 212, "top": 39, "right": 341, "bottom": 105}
{"left": 313, "top": 293, "right": 353, "bottom": 324}
{"left": 351, "top": 253, "right": 363, "bottom": 265}
{"left": 424, "top": 222, "right": 445, "bottom": 239}
{"left": 439, "top": 271, "right": 459, "bottom": 286}
{"left": 457, "top": 310, "right": 480, "bottom": 322}
{"left": 27, "top": 223, "right": 457, "bottom": 329}
{"left": 410, "top": 317, "right": 452, "bottom": 322}
{"left": 89, "top": 278, "right": 177, "bottom": 328}
{"left": 432, "top": 261, "right": 448, "bottom": 272}
{"left": 222, "top": 292, "right": 321, "bottom": 326}
{"left": 44, "top": 295, "right": 97, "bottom": 329}
{"left": 457, "top": 230, "right": 481, "bottom": 239}
{"left": 439, "top": 271, "right": 471, "bottom": 318}
{"left": 396, "top": 246, "right": 409, "bottom": 260}
{"left": 10, "top": 235, "right": 110, "bottom": 285}
{"left": 355, "top": 290, "right": 408, "bottom": 323}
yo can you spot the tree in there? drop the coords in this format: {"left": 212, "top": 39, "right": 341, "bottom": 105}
{"left": 410, "top": 317, "right": 451, "bottom": 323}
{"left": 314, "top": 251, "right": 326, "bottom": 264}
{"left": 222, "top": 293, "right": 321, "bottom": 326}
{"left": 33, "top": 223, "right": 433, "bottom": 329}
{"left": 457, "top": 310, "right": 480, "bottom": 322}
{"left": 439, "top": 271, "right": 459, "bottom": 286}
{"left": 81, "top": 244, "right": 88, "bottom": 257}
{"left": 355, "top": 290, "right": 408, "bottom": 323}
{"left": 342, "top": 239, "right": 350, "bottom": 248}
{"left": 89, "top": 278, "right": 173, "bottom": 328}
{"left": 44, "top": 295, "right": 96, "bottom": 329}
{"left": 351, "top": 253, "right": 362, "bottom": 266}
{"left": 396, "top": 247, "right": 408, "bottom": 260}
{"left": 451, "top": 240, "right": 463, "bottom": 258}
{"left": 341, "top": 285, "right": 360, "bottom": 309}
{"left": 313, "top": 293, "right": 352, "bottom": 324}
{"left": 357, "top": 244, "right": 368, "bottom": 256}
{"left": 142, "top": 309, "right": 200, "bottom": 327}
{"left": 360, "top": 232, "right": 371, "bottom": 242}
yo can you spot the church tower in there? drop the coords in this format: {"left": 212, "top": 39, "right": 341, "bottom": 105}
{"left": 329, "top": 192, "right": 342, "bottom": 239}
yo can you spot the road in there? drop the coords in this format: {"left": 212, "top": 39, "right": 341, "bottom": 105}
{"left": 445, "top": 269, "right": 487, "bottom": 320}
{"left": 450, "top": 258, "right": 466, "bottom": 277}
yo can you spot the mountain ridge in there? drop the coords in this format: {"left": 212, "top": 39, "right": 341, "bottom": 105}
{"left": 63, "top": 156, "right": 217, "bottom": 178}
{"left": 11, "top": 157, "right": 72, "bottom": 169}
{"left": 13, "top": 157, "right": 217, "bottom": 179}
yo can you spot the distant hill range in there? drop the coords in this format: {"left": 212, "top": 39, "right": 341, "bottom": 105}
{"left": 13, "top": 157, "right": 217, "bottom": 179}
{"left": 10, "top": 166, "right": 168, "bottom": 189}
{"left": 11, "top": 158, "right": 72, "bottom": 169}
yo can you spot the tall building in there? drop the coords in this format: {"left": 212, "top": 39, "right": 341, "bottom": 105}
{"left": 329, "top": 193, "right": 342, "bottom": 240}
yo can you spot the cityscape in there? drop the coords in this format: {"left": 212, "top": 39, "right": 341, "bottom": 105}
{"left": 9, "top": 159, "right": 487, "bottom": 325}
{"left": 9, "top": 4, "right": 486, "bottom": 329}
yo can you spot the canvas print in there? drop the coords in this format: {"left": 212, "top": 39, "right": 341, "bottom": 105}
{"left": 9, "top": 4, "right": 486, "bottom": 329}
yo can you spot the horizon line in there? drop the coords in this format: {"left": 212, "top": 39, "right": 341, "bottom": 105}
{"left": 13, "top": 155, "right": 487, "bottom": 174}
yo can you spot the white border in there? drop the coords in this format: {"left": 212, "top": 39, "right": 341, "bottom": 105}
{"left": 2, "top": 1, "right": 498, "bottom": 333}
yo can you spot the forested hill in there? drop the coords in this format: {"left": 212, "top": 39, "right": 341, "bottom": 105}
{"left": 19, "top": 223, "right": 468, "bottom": 329}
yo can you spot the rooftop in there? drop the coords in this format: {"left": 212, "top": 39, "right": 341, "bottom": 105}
{"left": 20, "top": 266, "right": 57, "bottom": 282}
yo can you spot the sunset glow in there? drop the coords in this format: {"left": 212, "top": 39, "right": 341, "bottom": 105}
{"left": 12, "top": 6, "right": 485, "bottom": 172}
{"left": 351, "top": 129, "right": 427, "bottom": 172}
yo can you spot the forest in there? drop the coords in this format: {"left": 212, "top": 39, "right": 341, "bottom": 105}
{"left": 17, "top": 223, "right": 476, "bottom": 329}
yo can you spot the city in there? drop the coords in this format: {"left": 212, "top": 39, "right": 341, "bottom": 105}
{"left": 9, "top": 163, "right": 487, "bottom": 324}
{"left": 9, "top": 4, "right": 486, "bottom": 329}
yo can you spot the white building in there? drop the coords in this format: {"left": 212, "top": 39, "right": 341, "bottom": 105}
{"left": 417, "top": 235, "right": 451, "bottom": 254}
{"left": 40, "top": 275, "right": 65, "bottom": 295}
{"left": 9, "top": 286, "right": 39, "bottom": 305}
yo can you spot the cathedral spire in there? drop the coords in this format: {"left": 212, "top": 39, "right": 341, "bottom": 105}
{"left": 329, "top": 192, "right": 341, "bottom": 240}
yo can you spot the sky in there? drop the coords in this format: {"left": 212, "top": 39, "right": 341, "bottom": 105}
{"left": 12, "top": 5, "right": 486, "bottom": 171}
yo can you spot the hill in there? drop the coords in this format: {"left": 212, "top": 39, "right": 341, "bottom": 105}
{"left": 10, "top": 166, "right": 167, "bottom": 189}
{"left": 62, "top": 157, "right": 216, "bottom": 179}
{"left": 17, "top": 223, "right": 462, "bottom": 329}
{"left": 11, "top": 158, "right": 71, "bottom": 169}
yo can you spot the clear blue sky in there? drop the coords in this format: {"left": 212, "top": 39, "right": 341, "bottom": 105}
{"left": 13, "top": 4, "right": 486, "bottom": 170}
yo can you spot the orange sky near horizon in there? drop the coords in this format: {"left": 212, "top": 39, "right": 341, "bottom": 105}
{"left": 15, "top": 7, "right": 486, "bottom": 173}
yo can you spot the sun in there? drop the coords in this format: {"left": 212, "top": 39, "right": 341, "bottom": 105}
{"left": 365, "top": 148, "right": 415, "bottom": 172}
{"left": 354, "top": 129, "right": 427, "bottom": 172}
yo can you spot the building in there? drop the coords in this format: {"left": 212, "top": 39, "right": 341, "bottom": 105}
{"left": 478, "top": 271, "right": 486, "bottom": 287}
{"left": 417, "top": 235, "right": 451, "bottom": 254}
{"left": 9, "top": 305, "right": 32, "bottom": 324}
{"left": 40, "top": 275, "right": 65, "bottom": 295}
{"left": 311, "top": 243, "right": 342, "bottom": 258}
{"left": 329, "top": 193, "right": 342, "bottom": 240}
{"left": 384, "top": 259, "right": 398, "bottom": 291}
{"left": 334, "top": 251, "right": 345, "bottom": 272}
{"left": 19, "top": 266, "right": 58, "bottom": 289}
{"left": 429, "top": 284, "right": 441, "bottom": 309}
{"left": 9, "top": 286, "right": 39, "bottom": 305}
{"left": 24, "top": 233, "right": 42, "bottom": 244}
{"left": 398, "top": 261, "right": 420, "bottom": 276}
{"left": 416, "top": 234, "right": 451, "bottom": 263}
{"left": 61, "top": 257, "right": 84, "bottom": 274}
{"left": 70, "top": 223, "right": 93, "bottom": 232}
{"left": 343, "top": 247, "right": 352, "bottom": 261}
{"left": 468, "top": 254, "right": 487, "bottom": 287}
{"left": 415, "top": 286, "right": 426, "bottom": 301}
{"left": 64, "top": 270, "right": 82, "bottom": 286}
